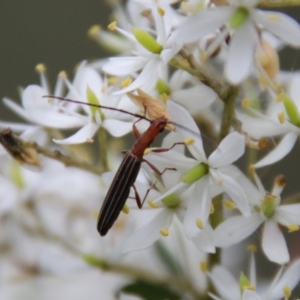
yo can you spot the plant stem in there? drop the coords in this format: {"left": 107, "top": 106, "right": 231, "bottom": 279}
{"left": 98, "top": 127, "right": 109, "bottom": 172}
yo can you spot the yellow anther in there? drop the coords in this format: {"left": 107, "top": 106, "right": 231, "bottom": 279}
{"left": 148, "top": 200, "right": 158, "bottom": 208}
{"left": 35, "top": 63, "right": 46, "bottom": 73}
{"left": 283, "top": 286, "right": 291, "bottom": 298}
{"left": 258, "top": 138, "right": 269, "bottom": 150}
{"left": 184, "top": 137, "right": 195, "bottom": 145}
{"left": 258, "top": 75, "right": 269, "bottom": 88}
{"left": 108, "top": 21, "right": 117, "bottom": 31}
{"left": 157, "top": 6, "right": 165, "bottom": 16}
{"left": 196, "top": 218, "right": 204, "bottom": 229}
{"left": 160, "top": 228, "right": 169, "bottom": 237}
{"left": 210, "top": 204, "right": 215, "bottom": 214}
{"left": 160, "top": 93, "right": 169, "bottom": 103}
{"left": 275, "top": 175, "right": 286, "bottom": 187}
{"left": 287, "top": 224, "right": 299, "bottom": 232}
{"left": 242, "top": 98, "right": 250, "bottom": 109}
{"left": 249, "top": 164, "right": 255, "bottom": 174}
{"left": 223, "top": 200, "right": 236, "bottom": 210}
{"left": 91, "top": 210, "right": 99, "bottom": 219}
{"left": 59, "top": 71, "right": 67, "bottom": 78}
{"left": 121, "top": 77, "right": 132, "bottom": 88}
{"left": 86, "top": 138, "right": 94, "bottom": 143}
{"left": 200, "top": 52, "right": 208, "bottom": 62}
{"left": 108, "top": 76, "right": 118, "bottom": 85}
{"left": 143, "top": 148, "right": 152, "bottom": 155}
{"left": 243, "top": 285, "right": 256, "bottom": 291}
{"left": 122, "top": 204, "right": 129, "bottom": 214}
{"left": 88, "top": 25, "right": 101, "bottom": 38}
{"left": 278, "top": 112, "right": 286, "bottom": 124}
{"left": 200, "top": 261, "right": 207, "bottom": 273}
{"left": 268, "top": 13, "right": 281, "bottom": 22}
{"left": 276, "top": 92, "right": 284, "bottom": 102}
{"left": 247, "top": 244, "right": 257, "bottom": 252}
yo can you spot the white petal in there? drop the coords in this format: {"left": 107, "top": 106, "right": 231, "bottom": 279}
{"left": 192, "top": 224, "right": 216, "bottom": 253}
{"left": 183, "top": 177, "right": 210, "bottom": 239}
{"left": 167, "top": 101, "right": 206, "bottom": 161}
{"left": 103, "top": 120, "right": 133, "bottom": 137}
{"left": 209, "top": 266, "right": 240, "bottom": 300}
{"left": 212, "top": 169, "right": 250, "bottom": 216}
{"left": 175, "top": 7, "right": 233, "bottom": 43}
{"left": 102, "top": 56, "right": 148, "bottom": 75}
{"left": 242, "top": 289, "right": 262, "bottom": 300}
{"left": 254, "top": 132, "right": 298, "bottom": 168}
{"left": 209, "top": 132, "right": 245, "bottom": 168}
{"left": 122, "top": 209, "right": 173, "bottom": 253}
{"left": 275, "top": 204, "right": 300, "bottom": 226}
{"left": 172, "top": 84, "right": 217, "bottom": 114}
{"left": 252, "top": 10, "right": 300, "bottom": 47}
{"left": 225, "top": 22, "right": 257, "bottom": 84}
{"left": 113, "top": 60, "right": 160, "bottom": 95}
{"left": 53, "top": 123, "right": 99, "bottom": 144}
{"left": 214, "top": 214, "right": 262, "bottom": 247}
{"left": 262, "top": 220, "right": 289, "bottom": 264}
{"left": 269, "top": 259, "right": 300, "bottom": 299}
{"left": 3, "top": 98, "right": 32, "bottom": 122}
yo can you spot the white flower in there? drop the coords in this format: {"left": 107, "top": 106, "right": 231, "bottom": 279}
{"left": 102, "top": 6, "right": 182, "bottom": 94}
{"left": 146, "top": 102, "right": 249, "bottom": 240}
{"left": 209, "top": 255, "right": 300, "bottom": 300}
{"left": 53, "top": 63, "right": 135, "bottom": 144}
{"left": 173, "top": 0, "right": 300, "bottom": 84}
{"left": 214, "top": 170, "right": 300, "bottom": 264}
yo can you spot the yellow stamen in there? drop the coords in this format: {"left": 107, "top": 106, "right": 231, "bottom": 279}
{"left": 283, "top": 286, "right": 291, "bottom": 298}
{"left": 268, "top": 13, "right": 281, "bottom": 22}
{"left": 258, "top": 138, "right": 269, "bottom": 150}
{"left": 184, "top": 137, "right": 195, "bottom": 145}
{"left": 249, "top": 164, "right": 255, "bottom": 174}
{"left": 59, "top": 71, "right": 67, "bottom": 78}
{"left": 243, "top": 285, "right": 256, "bottom": 291}
{"left": 275, "top": 175, "right": 286, "bottom": 187}
{"left": 108, "top": 76, "right": 118, "bottom": 85}
{"left": 242, "top": 98, "right": 250, "bottom": 109}
{"left": 200, "top": 261, "right": 207, "bottom": 273}
{"left": 160, "top": 93, "right": 169, "bottom": 103}
{"left": 35, "top": 63, "right": 46, "bottom": 73}
{"left": 108, "top": 21, "right": 117, "bottom": 31}
{"left": 88, "top": 25, "right": 101, "bottom": 38}
{"left": 287, "top": 224, "right": 299, "bottom": 232}
{"left": 223, "top": 200, "right": 236, "bottom": 210}
{"left": 122, "top": 204, "right": 129, "bottom": 214}
{"left": 121, "top": 77, "right": 132, "bottom": 88}
{"left": 86, "top": 138, "right": 94, "bottom": 143}
{"left": 247, "top": 244, "right": 257, "bottom": 252}
{"left": 157, "top": 6, "right": 165, "bottom": 16}
{"left": 143, "top": 148, "right": 152, "bottom": 155}
{"left": 278, "top": 112, "right": 286, "bottom": 124}
{"left": 160, "top": 228, "right": 169, "bottom": 237}
{"left": 196, "top": 218, "right": 204, "bottom": 229}
{"left": 148, "top": 200, "right": 158, "bottom": 208}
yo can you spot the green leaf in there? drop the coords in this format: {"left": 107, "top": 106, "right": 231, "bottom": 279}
{"left": 120, "top": 280, "right": 181, "bottom": 300}
{"left": 132, "top": 27, "right": 163, "bottom": 54}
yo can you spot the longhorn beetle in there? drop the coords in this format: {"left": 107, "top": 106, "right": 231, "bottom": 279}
{"left": 46, "top": 95, "right": 185, "bottom": 236}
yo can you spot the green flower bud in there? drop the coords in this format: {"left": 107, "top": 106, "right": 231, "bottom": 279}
{"left": 86, "top": 86, "right": 104, "bottom": 122}
{"left": 262, "top": 194, "right": 276, "bottom": 218}
{"left": 162, "top": 194, "right": 180, "bottom": 208}
{"left": 230, "top": 7, "right": 249, "bottom": 29}
{"left": 156, "top": 78, "right": 171, "bottom": 95}
{"left": 181, "top": 163, "right": 209, "bottom": 184}
{"left": 282, "top": 92, "right": 300, "bottom": 126}
{"left": 132, "top": 27, "right": 163, "bottom": 54}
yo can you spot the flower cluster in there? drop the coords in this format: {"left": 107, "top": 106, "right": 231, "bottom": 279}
{"left": 1, "top": 1, "right": 300, "bottom": 299}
